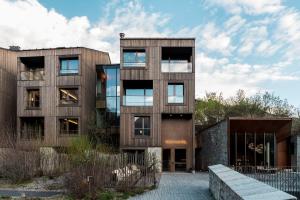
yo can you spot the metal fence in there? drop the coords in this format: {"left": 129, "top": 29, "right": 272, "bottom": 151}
{"left": 234, "top": 166, "right": 300, "bottom": 198}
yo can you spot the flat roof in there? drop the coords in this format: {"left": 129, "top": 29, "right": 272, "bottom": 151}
{"left": 121, "top": 37, "right": 195, "bottom": 40}
{"left": 19, "top": 47, "right": 109, "bottom": 54}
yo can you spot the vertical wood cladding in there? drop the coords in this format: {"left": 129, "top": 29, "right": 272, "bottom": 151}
{"left": 120, "top": 39, "right": 195, "bottom": 150}
{"left": 17, "top": 48, "right": 110, "bottom": 146}
{"left": 0, "top": 48, "right": 17, "bottom": 129}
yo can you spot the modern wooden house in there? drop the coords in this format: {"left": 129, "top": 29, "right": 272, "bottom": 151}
{"left": 17, "top": 47, "right": 110, "bottom": 146}
{"left": 0, "top": 48, "right": 18, "bottom": 131}
{"left": 119, "top": 38, "right": 196, "bottom": 172}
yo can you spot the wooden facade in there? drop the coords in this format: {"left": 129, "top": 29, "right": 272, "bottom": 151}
{"left": 0, "top": 48, "right": 17, "bottom": 130}
{"left": 17, "top": 47, "right": 110, "bottom": 146}
{"left": 119, "top": 38, "right": 195, "bottom": 171}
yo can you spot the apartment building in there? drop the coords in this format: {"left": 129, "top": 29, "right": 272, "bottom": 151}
{"left": 17, "top": 47, "right": 110, "bottom": 146}
{"left": 0, "top": 48, "right": 17, "bottom": 130}
{"left": 119, "top": 38, "right": 195, "bottom": 172}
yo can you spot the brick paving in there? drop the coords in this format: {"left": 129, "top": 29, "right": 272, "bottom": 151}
{"left": 130, "top": 172, "right": 213, "bottom": 200}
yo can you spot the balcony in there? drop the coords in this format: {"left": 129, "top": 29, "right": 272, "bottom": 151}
{"left": 161, "top": 60, "right": 192, "bottom": 73}
{"left": 161, "top": 47, "right": 193, "bottom": 73}
{"left": 20, "top": 69, "right": 44, "bottom": 81}
{"left": 123, "top": 95, "right": 153, "bottom": 106}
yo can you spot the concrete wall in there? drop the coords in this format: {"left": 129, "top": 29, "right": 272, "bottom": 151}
{"left": 209, "top": 164, "right": 296, "bottom": 200}
{"left": 197, "top": 120, "right": 228, "bottom": 170}
{"left": 291, "top": 135, "right": 300, "bottom": 168}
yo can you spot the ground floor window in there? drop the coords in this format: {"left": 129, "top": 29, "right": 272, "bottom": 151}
{"left": 20, "top": 117, "right": 44, "bottom": 140}
{"left": 230, "top": 132, "right": 275, "bottom": 167}
{"left": 59, "top": 118, "right": 79, "bottom": 135}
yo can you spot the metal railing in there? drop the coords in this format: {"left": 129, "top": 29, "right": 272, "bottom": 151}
{"left": 26, "top": 100, "right": 40, "bottom": 109}
{"left": 20, "top": 69, "right": 44, "bottom": 81}
{"left": 234, "top": 166, "right": 300, "bottom": 198}
{"left": 123, "top": 95, "right": 153, "bottom": 106}
{"left": 161, "top": 60, "right": 192, "bottom": 73}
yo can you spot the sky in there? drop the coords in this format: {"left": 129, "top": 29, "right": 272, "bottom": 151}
{"left": 0, "top": 0, "right": 299, "bottom": 108}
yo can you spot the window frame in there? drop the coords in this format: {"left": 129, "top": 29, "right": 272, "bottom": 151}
{"left": 58, "top": 117, "right": 79, "bottom": 136}
{"left": 58, "top": 87, "right": 79, "bottom": 106}
{"left": 133, "top": 116, "right": 151, "bottom": 137}
{"left": 122, "top": 48, "right": 147, "bottom": 68}
{"left": 26, "top": 88, "right": 40, "bottom": 109}
{"left": 167, "top": 83, "right": 184, "bottom": 104}
{"left": 59, "top": 56, "right": 80, "bottom": 75}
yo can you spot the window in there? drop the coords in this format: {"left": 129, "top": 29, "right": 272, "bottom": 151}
{"left": 27, "top": 89, "right": 40, "bottom": 108}
{"left": 59, "top": 88, "right": 79, "bottom": 105}
{"left": 59, "top": 118, "right": 79, "bottom": 135}
{"left": 124, "top": 89, "right": 153, "bottom": 106}
{"left": 134, "top": 116, "right": 150, "bottom": 136}
{"left": 123, "top": 49, "right": 146, "bottom": 67}
{"left": 168, "top": 83, "right": 184, "bottom": 103}
{"left": 60, "top": 57, "right": 79, "bottom": 75}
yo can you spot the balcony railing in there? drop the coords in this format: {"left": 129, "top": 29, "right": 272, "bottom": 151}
{"left": 123, "top": 95, "right": 153, "bottom": 106}
{"left": 26, "top": 100, "right": 40, "bottom": 109}
{"left": 161, "top": 60, "right": 192, "bottom": 73}
{"left": 20, "top": 69, "right": 44, "bottom": 81}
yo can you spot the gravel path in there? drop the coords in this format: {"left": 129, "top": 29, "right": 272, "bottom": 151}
{"left": 130, "top": 172, "right": 213, "bottom": 200}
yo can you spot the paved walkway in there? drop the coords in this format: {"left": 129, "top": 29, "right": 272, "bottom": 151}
{"left": 130, "top": 172, "right": 213, "bottom": 200}
{"left": 0, "top": 189, "right": 63, "bottom": 198}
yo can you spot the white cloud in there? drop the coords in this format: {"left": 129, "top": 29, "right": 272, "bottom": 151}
{"left": 0, "top": 0, "right": 169, "bottom": 62}
{"left": 208, "top": 0, "right": 284, "bottom": 15}
{"left": 195, "top": 53, "right": 298, "bottom": 98}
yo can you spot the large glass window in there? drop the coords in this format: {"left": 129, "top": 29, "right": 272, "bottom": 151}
{"left": 123, "top": 49, "right": 146, "bottom": 67}
{"left": 124, "top": 89, "right": 153, "bottom": 106}
{"left": 27, "top": 89, "right": 40, "bottom": 108}
{"left": 230, "top": 132, "right": 275, "bottom": 167}
{"left": 134, "top": 116, "right": 150, "bottom": 136}
{"left": 59, "top": 118, "right": 79, "bottom": 135}
{"left": 59, "top": 88, "right": 78, "bottom": 105}
{"left": 168, "top": 83, "right": 184, "bottom": 104}
{"left": 60, "top": 57, "right": 79, "bottom": 75}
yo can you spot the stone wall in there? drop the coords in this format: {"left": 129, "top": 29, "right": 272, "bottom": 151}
{"left": 198, "top": 120, "right": 228, "bottom": 170}
{"left": 209, "top": 164, "right": 296, "bottom": 200}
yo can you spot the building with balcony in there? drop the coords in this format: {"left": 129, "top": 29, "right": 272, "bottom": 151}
{"left": 17, "top": 47, "right": 110, "bottom": 146}
{"left": 119, "top": 38, "right": 195, "bottom": 172}
{"left": 0, "top": 48, "right": 17, "bottom": 131}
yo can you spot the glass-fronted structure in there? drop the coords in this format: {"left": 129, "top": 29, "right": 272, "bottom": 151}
{"left": 96, "top": 64, "right": 120, "bottom": 145}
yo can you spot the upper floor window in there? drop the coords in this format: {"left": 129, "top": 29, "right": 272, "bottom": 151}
{"left": 20, "top": 56, "right": 44, "bottom": 81}
{"left": 59, "top": 118, "right": 79, "bottom": 135}
{"left": 161, "top": 47, "right": 192, "bottom": 73}
{"left": 123, "top": 80, "right": 153, "bottom": 106}
{"left": 123, "top": 49, "right": 146, "bottom": 67}
{"left": 168, "top": 83, "right": 184, "bottom": 104}
{"left": 59, "top": 88, "right": 79, "bottom": 105}
{"left": 134, "top": 116, "right": 150, "bottom": 136}
{"left": 27, "top": 89, "right": 40, "bottom": 109}
{"left": 60, "top": 57, "right": 79, "bottom": 75}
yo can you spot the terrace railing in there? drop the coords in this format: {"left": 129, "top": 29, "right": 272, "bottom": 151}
{"left": 20, "top": 69, "right": 44, "bottom": 81}
{"left": 234, "top": 166, "right": 300, "bottom": 198}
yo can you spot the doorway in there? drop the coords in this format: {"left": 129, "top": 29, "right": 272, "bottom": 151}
{"left": 175, "top": 149, "right": 186, "bottom": 171}
{"left": 163, "top": 148, "right": 187, "bottom": 172}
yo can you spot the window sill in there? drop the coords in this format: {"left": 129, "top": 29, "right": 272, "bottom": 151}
{"left": 58, "top": 104, "right": 80, "bottom": 107}
{"left": 58, "top": 73, "right": 80, "bottom": 76}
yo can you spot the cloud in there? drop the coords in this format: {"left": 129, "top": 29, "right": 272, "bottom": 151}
{"left": 195, "top": 53, "right": 298, "bottom": 98}
{"left": 207, "top": 0, "right": 284, "bottom": 15}
{"left": 0, "top": 0, "right": 169, "bottom": 62}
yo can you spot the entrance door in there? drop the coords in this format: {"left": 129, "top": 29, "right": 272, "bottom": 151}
{"left": 175, "top": 149, "right": 186, "bottom": 171}
{"left": 163, "top": 149, "right": 171, "bottom": 171}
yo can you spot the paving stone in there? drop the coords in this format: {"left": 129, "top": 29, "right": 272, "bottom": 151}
{"left": 129, "top": 172, "right": 213, "bottom": 200}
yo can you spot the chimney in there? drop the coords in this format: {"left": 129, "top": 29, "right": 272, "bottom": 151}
{"left": 9, "top": 46, "right": 21, "bottom": 51}
{"left": 119, "top": 33, "right": 125, "bottom": 39}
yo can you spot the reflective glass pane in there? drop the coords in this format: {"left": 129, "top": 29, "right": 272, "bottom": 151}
{"left": 144, "top": 117, "right": 150, "bottom": 129}
{"left": 134, "top": 117, "right": 143, "bottom": 128}
{"left": 123, "top": 52, "right": 136, "bottom": 63}
{"left": 168, "top": 85, "right": 174, "bottom": 96}
{"left": 145, "top": 89, "right": 153, "bottom": 96}
{"left": 106, "top": 97, "right": 117, "bottom": 111}
{"left": 176, "top": 85, "right": 183, "bottom": 96}
{"left": 136, "top": 52, "right": 146, "bottom": 63}
{"left": 144, "top": 129, "right": 150, "bottom": 136}
{"left": 69, "top": 60, "right": 79, "bottom": 70}
{"left": 135, "top": 128, "right": 143, "bottom": 136}
{"left": 126, "top": 89, "right": 144, "bottom": 96}
{"left": 106, "top": 68, "right": 117, "bottom": 96}
{"left": 60, "top": 60, "right": 68, "bottom": 70}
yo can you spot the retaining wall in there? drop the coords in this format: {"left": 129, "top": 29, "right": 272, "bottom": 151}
{"left": 209, "top": 164, "right": 296, "bottom": 200}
